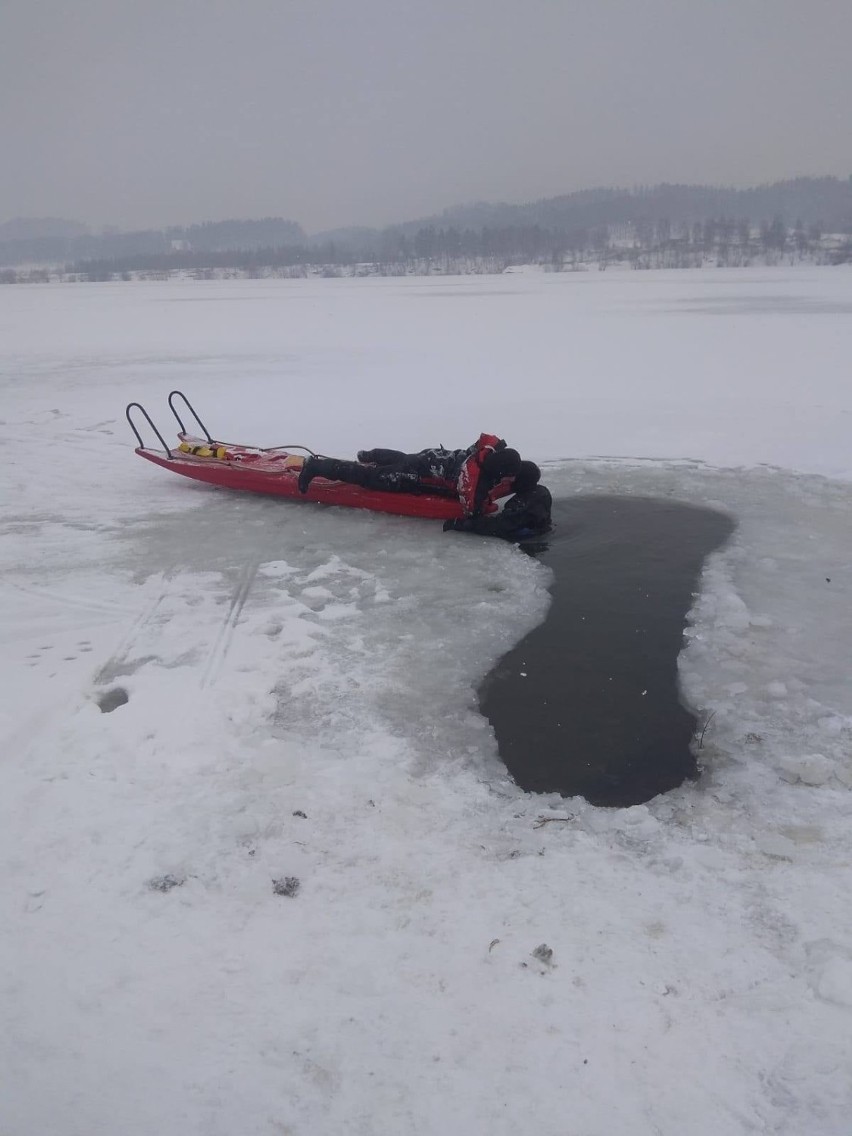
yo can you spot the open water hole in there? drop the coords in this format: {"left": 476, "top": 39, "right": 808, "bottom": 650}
{"left": 478, "top": 496, "right": 735, "bottom": 807}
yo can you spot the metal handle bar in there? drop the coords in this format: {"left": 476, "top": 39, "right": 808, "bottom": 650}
{"left": 126, "top": 403, "right": 173, "bottom": 457}
{"left": 168, "top": 389, "right": 317, "bottom": 455}
{"left": 168, "top": 390, "right": 212, "bottom": 441}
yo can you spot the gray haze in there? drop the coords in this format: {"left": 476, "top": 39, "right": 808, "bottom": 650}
{"left": 1, "top": 0, "right": 850, "bottom": 234}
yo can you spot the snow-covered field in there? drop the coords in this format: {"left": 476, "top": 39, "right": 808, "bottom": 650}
{"left": 1, "top": 267, "right": 851, "bottom": 1135}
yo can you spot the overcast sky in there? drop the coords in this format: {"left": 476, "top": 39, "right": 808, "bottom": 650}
{"left": 1, "top": 0, "right": 850, "bottom": 234}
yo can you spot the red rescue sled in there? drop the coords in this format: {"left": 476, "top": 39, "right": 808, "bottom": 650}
{"left": 126, "top": 392, "right": 508, "bottom": 521}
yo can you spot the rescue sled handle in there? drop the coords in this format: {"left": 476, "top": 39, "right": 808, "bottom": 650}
{"left": 168, "top": 389, "right": 317, "bottom": 454}
{"left": 126, "top": 391, "right": 318, "bottom": 456}
{"left": 126, "top": 402, "right": 174, "bottom": 457}
{"left": 168, "top": 390, "right": 213, "bottom": 441}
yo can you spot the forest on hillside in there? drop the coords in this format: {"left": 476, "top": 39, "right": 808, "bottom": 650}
{"left": 2, "top": 177, "right": 851, "bottom": 278}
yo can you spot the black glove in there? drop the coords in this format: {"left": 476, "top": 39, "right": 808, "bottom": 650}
{"left": 442, "top": 518, "right": 458, "bottom": 532}
{"left": 443, "top": 517, "right": 473, "bottom": 533}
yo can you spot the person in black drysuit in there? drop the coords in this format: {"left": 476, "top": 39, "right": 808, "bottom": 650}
{"left": 356, "top": 444, "right": 477, "bottom": 481}
{"left": 298, "top": 441, "right": 521, "bottom": 514}
{"left": 442, "top": 461, "right": 552, "bottom": 542}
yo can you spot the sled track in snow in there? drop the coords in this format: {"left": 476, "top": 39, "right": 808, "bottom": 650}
{"left": 200, "top": 559, "right": 260, "bottom": 689}
{"left": 93, "top": 571, "right": 176, "bottom": 686}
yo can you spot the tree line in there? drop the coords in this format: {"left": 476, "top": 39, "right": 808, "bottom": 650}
{"left": 0, "top": 216, "right": 305, "bottom": 268}
{"left": 2, "top": 174, "right": 851, "bottom": 279}
{"left": 1, "top": 214, "right": 847, "bottom": 284}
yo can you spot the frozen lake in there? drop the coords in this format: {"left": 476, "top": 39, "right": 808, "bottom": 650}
{"left": 1, "top": 266, "right": 852, "bottom": 1136}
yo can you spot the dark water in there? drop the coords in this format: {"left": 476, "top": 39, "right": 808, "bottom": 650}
{"left": 478, "top": 497, "right": 735, "bottom": 807}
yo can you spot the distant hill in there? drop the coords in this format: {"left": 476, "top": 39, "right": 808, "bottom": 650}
{"left": 3, "top": 177, "right": 851, "bottom": 270}
{"left": 0, "top": 217, "right": 88, "bottom": 241}
{"left": 290, "top": 178, "right": 852, "bottom": 263}
{"left": 165, "top": 218, "right": 306, "bottom": 251}
{"left": 377, "top": 176, "right": 852, "bottom": 243}
{"left": 306, "top": 226, "right": 382, "bottom": 249}
{"left": 0, "top": 216, "right": 305, "bottom": 266}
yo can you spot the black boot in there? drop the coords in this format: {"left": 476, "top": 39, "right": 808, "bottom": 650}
{"left": 299, "top": 456, "right": 370, "bottom": 494}
{"left": 298, "top": 455, "right": 318, "bottom": 494}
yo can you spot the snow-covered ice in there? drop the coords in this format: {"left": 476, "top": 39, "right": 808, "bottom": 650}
{"left": 1, "top": 267, "right": 851, "bottom": 1135}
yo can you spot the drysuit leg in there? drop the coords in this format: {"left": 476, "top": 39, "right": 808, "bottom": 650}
{"left": 299, "top": 456, "right": 423, "bottom": 494}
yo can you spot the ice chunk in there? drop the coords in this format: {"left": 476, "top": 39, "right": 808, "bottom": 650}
{"left": 815, "top": 958, "right": 852, "bottom": 1007}
{"left": 778, "top": 753, "right": 836, "bottom": 787}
